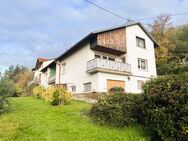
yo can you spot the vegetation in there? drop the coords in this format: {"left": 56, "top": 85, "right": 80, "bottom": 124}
{"left": 142, "top": 74, "right": 188, "bottom": 141}
{"left": 89, "top": 93, "right": 142, "bottom": 127}
{"left": 90, "top": 74, "right": 188, "bottom": 141}
{"left": 0, "top": 97, "right": 149, "bottom": 141}
{"left": 150, "top": 14, "right": 188, "bottom": 75}
{"left": 4, "top": 65, "right": 33, "bottom": 96}
{"left": 0, "top": 78, "right": 15, "bottom": 114}
{"left": 108, "top": 86, "right": 124, "bottom": 94}
{"left": 33, "top": 86, "right": 72, "bottom": 106}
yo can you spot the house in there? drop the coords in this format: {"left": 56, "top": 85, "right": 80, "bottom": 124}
{"left": 30, "top": 58, "right": 55, "bottom": 87}
{"left": 32, "top": 22, "right": 159, "bottom": 94}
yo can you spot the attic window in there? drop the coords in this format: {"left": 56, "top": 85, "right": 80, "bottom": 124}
{"left": 136, "top": 36, "right": 146, "bottom": 48}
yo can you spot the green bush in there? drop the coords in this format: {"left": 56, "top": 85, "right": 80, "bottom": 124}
{"left": 142, "top": 74, "right": 188, "bottom": 141}
{"left": 89, "top": 93, "right": 142, "bottom": 127}
{"left": 108, "top": 86, "right": 124, "bottom": 94}
{"left": 33, "top": 86, "right": 72, "bottom": 106}
{"left": 0, "top": 78, "right": 14, "bottom": 114}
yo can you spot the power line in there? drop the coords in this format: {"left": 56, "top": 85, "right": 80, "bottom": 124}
{"left": 134, "top": 12, "right": 188, "bottom": 21}
{"left": 85, "top": 0, "right": 130, "bottom": 22}
{"left": 86, "top": 0, "right": 188, "bottom": 23}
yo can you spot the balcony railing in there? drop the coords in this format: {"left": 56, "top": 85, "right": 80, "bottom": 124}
{"left": 87, "top": 58, "right": 131, "bottom": 74}
{"left": 48, "top": 75, "right": 56, "bottom": 84}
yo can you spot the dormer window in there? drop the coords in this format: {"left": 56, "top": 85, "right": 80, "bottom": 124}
{"left": 136, "top": 36, "right": 146, "bottom": 49}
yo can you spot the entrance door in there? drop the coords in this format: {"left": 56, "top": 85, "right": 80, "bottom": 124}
{"left": 107, "top": 79, "right": 125, "bottom": 90}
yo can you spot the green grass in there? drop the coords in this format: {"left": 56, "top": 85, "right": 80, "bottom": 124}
{"left": 0, "top": 97, "right": 149, "bottom": 141}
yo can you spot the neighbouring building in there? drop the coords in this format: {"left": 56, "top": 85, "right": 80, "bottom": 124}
{"left": 32, "top": 22, "right": 159, "bottom": 94}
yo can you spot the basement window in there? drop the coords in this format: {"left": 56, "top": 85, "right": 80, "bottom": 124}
{"left": 84, "top": 82, "right": 91, "bottom": 92}
{"left": 71, "top": 85, "right": 76, "bottom": 92}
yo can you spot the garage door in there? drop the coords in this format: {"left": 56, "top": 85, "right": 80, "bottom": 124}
{"left": 107, "top": 79, "right": 125, "bottom": 90}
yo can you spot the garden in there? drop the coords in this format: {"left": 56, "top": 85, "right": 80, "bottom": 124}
{"left": 0, "top": 65, "right": 187, "bottom": 141}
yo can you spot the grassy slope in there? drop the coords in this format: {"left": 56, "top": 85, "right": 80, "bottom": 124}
{"left": 0, "top": 97, "right": 149, "bottom": 141}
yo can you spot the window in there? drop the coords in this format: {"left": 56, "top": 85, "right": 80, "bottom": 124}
{"left": 138, "top": 58, "right": 148, "bottom": 70}
{"left": 137, "top": 80, "right": 144, "bottom": 90}
{"left": 61, "top": 63, "right": 66, "bottom": 74}
{"left": 136, "top": 37, "right": 146, "bottom": 48}
{"left": 122, "top": 57, "right": 126, "bottom": 63}
{"left": 108, "top": 57, "right": 115, "bottom": 61}
{"left": 103, "top": 56, "right": 107, "bottom": 59}
{"left": 95, "top": 54, "right": 101, "bottom": 58}
{"left": 71, "top": 85, "right": 76, "bottom": 92}
{"left": 84, "top": 82, "right": 91, "bottom": 92}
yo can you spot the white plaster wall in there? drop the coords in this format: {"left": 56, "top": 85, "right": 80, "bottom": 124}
{"left": 58, "top": 43, "right": 98, "bottom": 94}
{"left": 54, "top": 25, "right": 157, "bottom": 94}
{"left": 126, "top": 25, "right": 157, "bottom": 78}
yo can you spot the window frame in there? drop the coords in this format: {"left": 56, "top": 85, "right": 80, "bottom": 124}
{"left": 138, "top": 58, "right": 148, "bottom": 70}
{"left": 136, "top": 36, "right": 146, "bottom": 49}
{"left": 71, "top": 85, "right": 76, "bottom": 92}
{"left": 83, "top": 82, "right": 92, "bottom": 92}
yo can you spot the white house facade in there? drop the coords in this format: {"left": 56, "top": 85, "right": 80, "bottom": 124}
{"left": 32, "top": 22, "right": 158, "bottom": 94}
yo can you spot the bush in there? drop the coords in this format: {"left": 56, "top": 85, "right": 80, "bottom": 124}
{"left": 33, "top": 86, "right": 72, "bottom": 106}
{"left": 142, "top": 74, "right": 188, "bottom": 141}
{"left": 0, "top": 78, "right": 14, "bottom": 114}
{"left": 33, "top": 85, "right": 46, "bottom": 99}
{"left": 108, "top": 86, "right": 124, "bottom": 94}
{"left": 89, "top": 93, "right": 142, "bottom": 127}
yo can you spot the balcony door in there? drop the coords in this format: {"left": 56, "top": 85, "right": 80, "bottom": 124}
{"left": 107, "top": 79, "right": 125, "bottom": 90}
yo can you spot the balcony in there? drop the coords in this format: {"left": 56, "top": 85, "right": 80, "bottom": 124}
{"left": 48, "top": 75, "right": 56, "bottom": 84}
{"left": 87, "top": 58, "right": 131, "bottom": 75}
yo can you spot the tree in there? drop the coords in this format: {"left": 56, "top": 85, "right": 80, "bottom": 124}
{"left": 4, "top": 65, "right": 33, "bottom": 96}
{"left": 150, "top": 14, "right": 176, "bottom": 66}
{"left": 173, "top": 25, "right": 188, "bottom": 63}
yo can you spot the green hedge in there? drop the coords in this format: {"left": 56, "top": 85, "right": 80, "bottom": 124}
{"left": 142, "top": 74, "right": 188, "bottom": 141}
{"left": 89, "top": 93, "right": 142, "bottom": 127}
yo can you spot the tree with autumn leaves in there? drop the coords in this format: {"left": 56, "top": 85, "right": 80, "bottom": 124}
{"left": 149, "top": 14, "right": 188, "bottom": 75}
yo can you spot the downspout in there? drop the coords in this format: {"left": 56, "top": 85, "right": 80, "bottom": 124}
{"left": 56, "top": 62, "right": 61, "bottom": 84}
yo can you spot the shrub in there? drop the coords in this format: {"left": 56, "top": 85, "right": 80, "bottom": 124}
{"left": 142, "top": 74, "right": 188, "bottom": 141}
{"left": 0, "top": 78, "right": 14, "bottom": 114}
{"left": 89, "top": 93, "right": 142, "bottom": 127}
{"left": 33, "top": 85, "right": 46, "bottom": 99}
{"left": 33, "top": 86, "right": 72, "bottom": 106}
{"left": 108, "top": 86, "right": 124, "bottom": 94}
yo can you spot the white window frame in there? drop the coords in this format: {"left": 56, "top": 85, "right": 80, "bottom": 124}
{"left": 71, "top": 85, "right": 76, "bottom": 92}
{"left": 83, "top": 82, "right": 92, "bottom": 92}
{"left": 136, "top": 36, "right": 146, "bottom": 49}
{"left": 138, "top": 58, "right": 148, "bottom": 70}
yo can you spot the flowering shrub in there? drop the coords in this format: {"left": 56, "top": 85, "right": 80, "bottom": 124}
{"left": 33, "top": 85, "right": 46, "bottom": 99}
{"left": 33, "top": 86, "right": 72, "bottom": 106}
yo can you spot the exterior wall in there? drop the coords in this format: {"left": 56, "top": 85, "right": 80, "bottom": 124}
{"left": 51, "top": 24, "right": 157, "bottom": 94}
{"left": 57, "top": 43, "right": 98, "bottom": 94}
{"left": 126, "top": 25, "right": 157, "bottom": 78}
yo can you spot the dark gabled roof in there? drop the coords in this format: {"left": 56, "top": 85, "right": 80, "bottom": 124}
{"left": 56, "top": 22, "right": 159, "bottom": 61}
{"left": 40, "top": 59, "right": 56, "bottom": 72}
{"left": 32, "top": 58, "right": 49, "bottom": 71}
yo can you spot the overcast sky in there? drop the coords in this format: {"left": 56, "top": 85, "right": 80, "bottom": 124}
{"left": 0, "top": 0, "right": 188, "bottom": 71}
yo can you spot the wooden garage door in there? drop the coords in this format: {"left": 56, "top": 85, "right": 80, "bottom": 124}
{"left": 107, "top": 79, "right": 125, "bottom": 90}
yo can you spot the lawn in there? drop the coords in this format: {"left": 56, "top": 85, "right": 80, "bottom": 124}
{"left": 0, "top": 97, "right": 149, "bottom": 141}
